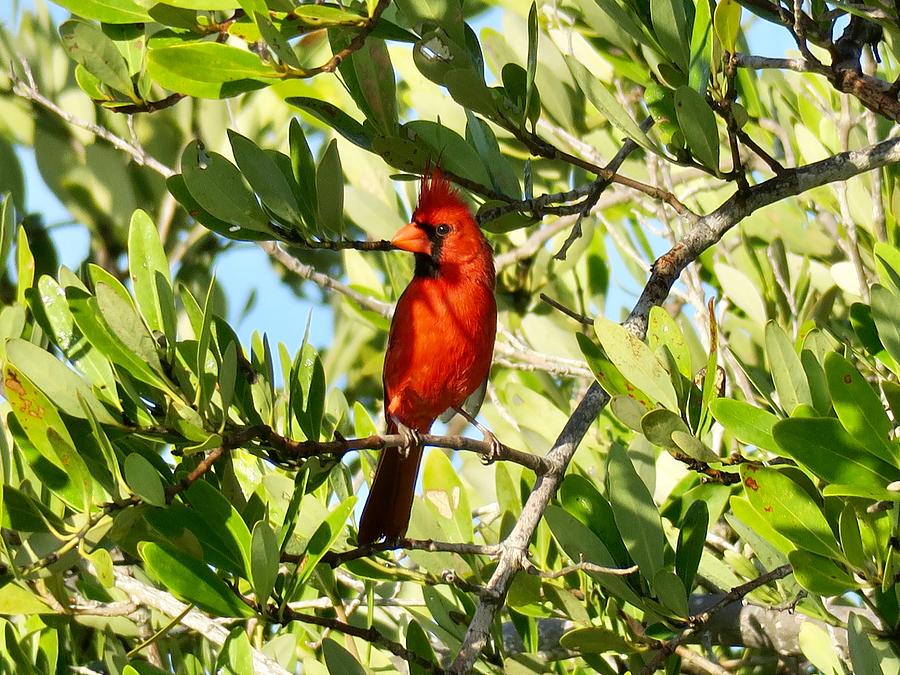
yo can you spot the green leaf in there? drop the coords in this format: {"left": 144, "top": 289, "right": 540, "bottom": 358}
{"left": 144, "top": 504, "right": 244, "bottom": 575}
{"left": 316, "top": 139, "right": 344, "bottom": 236}
{"left": 295, "top": 496, "right": 356, "bottom": 586}
{"left": 647, "top": 306, "right": 691, "bottom": 379}
{"left": 651, "top": 0, "right": 689, "bottom": 72}
{"left": 799, "top": 623, "right": 844, "bottom": 675}
{"left": 848, "top": 615, "right": 885, "bottom": 675}
{"left": 871, "top": 285, "right": 900, "bottom": 368}
{"left": 465, "top": 112, "right": 520, "bottom": 199}
{"left": 558, "top": 475, "right": 631, "bottom": 566}
{"left": 186, "top": 481, "right": 252, "bottom": 576}
{"left": 5, "top": 338, "right": 118, "bottom": 424}
{"left": 253, "top": 11, "right": 302, "bottom": 69}
{"left": 765, "top": 321, "right": 811, "bottom": 415}
{"left": 524, "top": 2, "right": 539, "bottom": 127}
{"left": 148, "top": 41, "right": 278, "bottom": 82}
{"left": 180, "top": 141, "right": 271, "bottom": 233}
{"left": 66, "top": 287, "right": 169, "bottom": 392}
{"left": 1, "top": 485, "right": 65, "bottom": 533}
{"left": 140, "top": 542, "right": 255, "bottom": 617}
{"left": 351, "top": 37, "right": 398, "bottom": 135}
{"left": 565, "top": 57, "right": 658, "bottom": 155}
{"left": 675, "top": 500, "right": 708, "bottom": 591}
{"left": 713, "top": 0, "right": 742, "bottom": 52}
{"left": 289, "top": 119, "right": 319, "bottom": 230}
{"left": 287, "top": 97, "right": 374, "bottom": 150}
{"left": 740, "top": 466, "right": 842, "bottom": 560}
{"left": 129, "top": 209, "right": 176, "bottom": 344}
{"left": 689, "top": 0, "right": 713, "bottom": 91}
{"left": 195, "top": 276, "right": 217, "bottom": 419}
{"left": 59, "top": 21, "right": 135, "bottom": 99}
{"left": 800, "top": 349, "right": 831, "bottom": 415}
{"left": 249, "top": 520, "right": 279, "bottom": 604}
{"left": 653, "top": 569, "right": 689, "bottom": 617}
{"left": 713, "top": 263, "right": 766, "bottom": 323}
{"left": 824, "top": 352, "right": 896, "bottom": 463}
{"left": 123, "top": 453, "right": 166, "bottom": 507}
{"left": 594, "top": 317, "right": 678, "bottom": 410}
{"left": 407, "top": 620, "right": 439, "bottom": 675}
{"left": 788, "top": 549, "right": 855, "bottom": 595}
{"left": 16, "top": 227, "right": 34, "bottom": 307}
{"left": 228, "top": 130, "right": 302, "bottom": 228}
{"left": 839, "top": 504, "right": 867, "bottom": 570}
{"left": 710, "top": 398, "right": 778, "bottom": 452}
{"left": 544, "top": 505, "right": 642, "bottom": 606}
{"left": 423, "top": 449, "right": 473, "bottom": 542}
{"left": 52, "top": 0, "right": 153, "bottom": 23}
{"left": 873, "top": 242, "right": 900, "bottom": 294}
{"left": 290, "top": 343, "right": 326, "bottom": 441}
{"left": 559, "top": 626, "right": 631, "bottom": 654}
{"left": 0, "top": 196, "right": 16, "bottom": 270}
{"left": 3, "top": 362, "right": 90, "bottom": 510}
{"left": 674, "top": 86, "right": 720, "bottom": 171}
{"left": 94, "top": 282, "right": 166, "bottom": 379}
{"left": 0, "top": 582, "right": 52, "bottom": 614}
{"left": 607, "top": 444, "right": 665, "bottom": 581}
{"left": 323, "top": 638, "right": 365, "bottom": 675}
{"left": 218, "top": 626, "right": 253, "bottom": 675}
{"left": 32, "top": 275, "right": 118, "bottom": 407}
{"left": 88, "top": 547, "right": 114, "bottom": 587}
{"left": 773, "top": 418, "right": 900, "bottom": 491}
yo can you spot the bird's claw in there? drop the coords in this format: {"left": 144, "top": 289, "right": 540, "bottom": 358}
{"left": 480, "top": 431, "right": 504, "bottom": 465}
{"left": 392, "top": 418, "right": 421, "bottom": 459}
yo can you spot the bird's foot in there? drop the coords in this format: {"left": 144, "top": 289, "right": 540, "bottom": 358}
{"left": 453, "top": 406, "right": 504, "bottom": 465}
{"left": 479, "top": 429, "right": 504, "bottom": 466}
{"left": 391, "top": 417, "right": 421, "bottom": 459}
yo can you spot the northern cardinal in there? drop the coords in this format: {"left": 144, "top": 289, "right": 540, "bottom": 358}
{"left": 357, "top": 170, "right": 497, "bottom": 544}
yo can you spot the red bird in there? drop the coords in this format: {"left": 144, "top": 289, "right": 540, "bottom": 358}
{"left": 358, "top": 170, "right": 497, "bottom": 544}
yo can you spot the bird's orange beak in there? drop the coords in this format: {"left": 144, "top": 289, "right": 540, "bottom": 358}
{"left": 391, "top": 223, "right": 432, "bottom": 255}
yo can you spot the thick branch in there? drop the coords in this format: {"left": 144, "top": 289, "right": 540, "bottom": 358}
{"left": 113, "top": 570, "right": 290, "bottom": 675}
{"left": 451, "top": 134, "right": 900, "bottom": 672}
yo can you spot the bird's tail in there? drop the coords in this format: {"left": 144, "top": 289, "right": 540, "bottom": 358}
{"left": 357, "top": 421, "right": 423, "bottom": 545}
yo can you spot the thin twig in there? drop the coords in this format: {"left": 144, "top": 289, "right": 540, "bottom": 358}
{"left": 316, "top": 538, "right": 502, "bottom": 567}
{"left": 637, "top": 564, "right": 793, "bottom": 675}
{"left": 10, "top": 62, "right": 175, "bottom": 178}
{"left": 539, "top": 293, "right": 593, "bottom": 326}
{"left": 260, "top": 241, "right": 394, "bottom": 318}
{"left": 280, "top": 606, "right": 449, "bottom": 674}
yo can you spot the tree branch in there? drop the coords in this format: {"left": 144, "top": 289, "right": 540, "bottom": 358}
{"left": 225, "top": 424, "right": 550, "bottom": 475}
{"left": 317, "top": 538, "right": 502, "bottom": 567}
{"left": 637, "top": 565, "right": 793, "bottom": 674}
{"left": 113, "top": 570, "right": 290, "bottom": 675}
{"left": 279, "top": 605, "right": 448, "bottom": 674}
{"left": 450, "top": 134, "right": 900, "bottom": 672}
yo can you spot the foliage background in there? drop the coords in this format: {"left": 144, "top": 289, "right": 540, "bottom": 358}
{"left": 0, "top": 0, "right": 899, "bottom": 673}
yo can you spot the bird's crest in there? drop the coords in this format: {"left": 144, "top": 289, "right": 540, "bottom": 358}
{"left": 415, "top": 168, "right": 468, "bottom": 218}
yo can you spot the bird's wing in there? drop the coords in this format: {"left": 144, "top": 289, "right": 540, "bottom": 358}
{"left": 438, "top": 375, "right": 488, "bottom": 423}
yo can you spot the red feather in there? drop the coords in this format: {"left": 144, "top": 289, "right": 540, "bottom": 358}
{"left": 358, "top": 171, "right": 497, "bottom": 544}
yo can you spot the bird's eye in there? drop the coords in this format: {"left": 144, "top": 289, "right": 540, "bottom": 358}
{"left": 435, "top": 224, "right": 451, "bottom": 236}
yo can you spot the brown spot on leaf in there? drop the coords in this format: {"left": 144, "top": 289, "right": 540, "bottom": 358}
{"left": 744, "top": 477, "right": 759, "bottom": 491}
{"left": 763, "top": 505, "right": 773, "bottom": 513}
{"left": 843, "top": 374, "right": 852, "bottom": 384}
{"left": 4, "top": 371, "right": 25, "bottom": 396}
